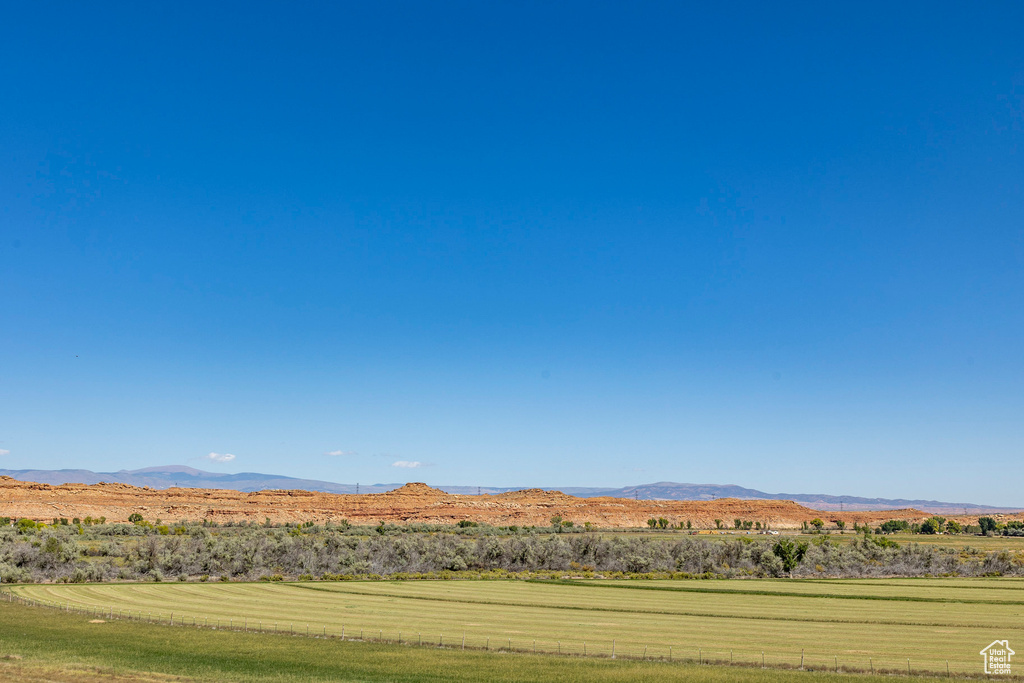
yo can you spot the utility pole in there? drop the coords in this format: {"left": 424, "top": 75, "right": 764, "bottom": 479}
{"left": 356, "top": 483, "right": 359, "bottom": 495}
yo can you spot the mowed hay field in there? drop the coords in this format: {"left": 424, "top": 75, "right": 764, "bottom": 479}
{"left": 9, "top": 578, "right": 1024, "bottom": 676}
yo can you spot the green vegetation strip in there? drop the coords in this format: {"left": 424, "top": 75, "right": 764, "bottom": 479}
{"left": 283, "top": 582, "right": 1009, "bottom": 629}
{"left": 543, "top": 578, "right": 1024, "bottom": 604}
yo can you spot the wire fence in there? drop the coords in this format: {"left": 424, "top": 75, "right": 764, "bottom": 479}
{"left": 0, "top": 588, "right": 998, "bottom": 679}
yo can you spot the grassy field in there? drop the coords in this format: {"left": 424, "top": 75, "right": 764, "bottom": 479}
{"left": 8, "top": 577, "right": 1023, "bottom": 677}
{"left": 0, "top": 599, "right": 963, "bottom": 683}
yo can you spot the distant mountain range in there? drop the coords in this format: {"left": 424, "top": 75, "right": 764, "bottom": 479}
{"left": 0, "top": 466, "right": 1017, "bottom": 514}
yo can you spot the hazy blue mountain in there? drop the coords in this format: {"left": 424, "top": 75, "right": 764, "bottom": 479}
{"left": 0, "top": 465, "right": 399, "bottom": 495}
{"left": 553, "top": 482, "right": 1019, "bottom": 514}
{"left": 0, "top": 466, "right": 1017, "bottom": 513}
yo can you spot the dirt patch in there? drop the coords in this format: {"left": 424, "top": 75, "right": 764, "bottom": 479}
{"left": 0, "top": 661, "right": 194, "bottom": 682}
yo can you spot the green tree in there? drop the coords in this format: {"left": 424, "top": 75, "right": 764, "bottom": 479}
{"left": 979, "top": 517, "right": 998, "bottom": 535}
{"left": 945, "top": 520, "right": 962, "bottom": 534}
{"left": 657, "top": 517, "right": 669, "bottom": 529}
{"left": 128, "top": 513, "right": 144, "bottom": 523}
{"left": 878, "top": 519, "right": 909, "bottom": 534}
{"left": 734, "top": 519, "right": 742, "bottom": 529}
{"left": 834, "top": 520, "right": 845, "bottom": 531}
{"left": 714, "top": 519, "right": 723, "bottom": 529}
{"left": 919, "top": 518, "right": 941, "bottom": 534}
{"left": 809, "top": 518, "right": 825, "bottom": 531}
{"left": 772, "top": 538, "right": 809, "bottom": 573}
{"left": 646, "top": 518, "right": 657, "bottom": 529}
{"left": 686, "top": 520, "right": 692, "bottom": 530}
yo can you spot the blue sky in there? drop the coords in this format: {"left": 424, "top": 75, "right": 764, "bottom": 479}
{"left": 2, "top": 2, "right": 1022, "bottom": 505}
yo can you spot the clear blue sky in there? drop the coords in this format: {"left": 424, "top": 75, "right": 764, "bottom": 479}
{"left": 2, "top": 2, "right": 1022, "bottom": 505}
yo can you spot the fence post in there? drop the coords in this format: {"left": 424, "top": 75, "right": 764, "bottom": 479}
{"left": 762, "top": 651, "right": 765, "bottom": 669}
{"left": 908, "top": 659, "right": 911, "bottom": 675}
{"left": 801, "top": 649, "right": 804, "bottom": 669}
{"left": 698, "top": 648, "right": 701, "bottom": 665}
{"left": 612, "top": 640, "right": 615, "bottom": 658}
{"left": 462, "top": 633, "right": 465, "bottom": 650}
{"left": 870, "top": 658, "right": 873, "bottom": 674}
{"left": 947, "top": 660, "right": 950, "bottom": 677}
{"left": 835, "top": 655, "right": 838, "bottom": 672}
{"left": 643, "top": 645, "right": 647, "bottom": 659}
{"left": 486, "top": 637, "right": 489, "bottom": 650}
